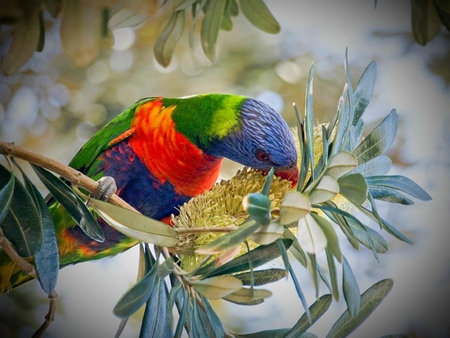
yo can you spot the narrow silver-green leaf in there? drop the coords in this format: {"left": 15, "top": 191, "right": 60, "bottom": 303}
{"left": 284, "top": 294, "right": 332, "bottom": 338}
{"left": 369, "top": 186, "right": 414, "bottom": 205}
{"left": 284, "top": 228, "right": 308, "bottom": 267}
{"left": 326, "top": 151, "right": 358, "bottom": 179}
{"left": 280, "top": 191, "right": 311, "bottom": 226}
{"left": 198, "top": 238, "right": 292, "bottom": 278}
{"left": 289, "top": 264, "right": 311, "bottom": 322}
{"left": 223, "top": 286, "right": 272, "bottom": 305}
{"left": 354, "top": 109, "right": 398, "bottom": 165}
{"left": 243, "top": 193, "right": 272, "bottom": 226}
{"left": 195, "top": 220, "right": 260, "bottom": 255}
{"left": 157, "top": 257, "right": 174, "bottom": 279}
{"left": 32, "top": 184, "right": 59, "bottom": 294}
{"left": 32, "top": 164, "right": 104, "bottom": 242}
{"left": 326, "top": 249, "right": 340, "bottom": 300}
{"left": 1, "top": 174, "right": 42, "bottom": 257}
{"left": 311, "top": 213, "right": 341, "bottom": 262}
{"left": 173, "top": 0, "right": 197, "bottom": 11}
{"left": 337, "top": 173, "right": 368, "bottom": 206}
{"left": 352, "top": 60, "right": 377, "bottom": 125}
{"left": 139, "top": 276, "right": 172, "bottom": 338}
{"left": 251, "top": 221, "right": 284, "bottom": 245}
{"left": 342, "top": 256, "right": 361, "bottom": 317}
{"left": 154, "top": 10, "right": 185, "bottom": 67}
{"left": 113, "top": 265, "right": 157, "bottom": 318}
{"left": 90, "top": 198, "right": 179, "bottom": 246}
{"left": 352, "top": 155, "right": 392, "bottom": 177}
{"left": 309, "top": 175, "right": 339, "bottom": 204}
{"left": 0, "top": 163, "right": 15, "bottom": 225}
{"left": 239, "top": 0, "right": 280, "bottom": 33}
{"left": 201, "top": 0, "right": 226, "bottom": 62}
{"left": 192, "top": 275, "right": 242, "bottom": 299}
{"left": 347, "top": 218, "right": 388, "bottom": 254}
{"left": 234, "top": 268, "right": 287, "bottom": 286}
{"left": 366, "top": 175, "right": 432, "bottom": 201}
{"left": 326, "top": 279, "right": 394, "bottom": 338}
{"left": 305, "top": 64, "right": 315, "bottom": 179}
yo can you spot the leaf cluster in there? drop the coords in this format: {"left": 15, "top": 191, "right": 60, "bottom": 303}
{"left": 0, "top": 0, "right": 279, "bottom": 75}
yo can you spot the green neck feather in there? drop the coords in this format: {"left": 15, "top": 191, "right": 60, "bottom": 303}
{"left": 165, "top": 94, "right": 245, "bottom": 150}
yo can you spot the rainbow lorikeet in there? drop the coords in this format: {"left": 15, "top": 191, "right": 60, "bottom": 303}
{"left": 0, "top": 94, "right": 298, "bottom": 292}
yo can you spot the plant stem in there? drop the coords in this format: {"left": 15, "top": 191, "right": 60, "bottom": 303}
{"left": 0, "top": 141, "right": 137, "bottom": 212}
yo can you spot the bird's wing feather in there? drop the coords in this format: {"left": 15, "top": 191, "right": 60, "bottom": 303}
{"left": 69, "top": 97, "right": 156, "bottom": 172}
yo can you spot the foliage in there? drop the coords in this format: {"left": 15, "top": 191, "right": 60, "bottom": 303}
{"left": 0, "top": 55, "right": 431, "bottom": 337}
{"left": 0, "top": 0, "right": 279, "bottom": 75}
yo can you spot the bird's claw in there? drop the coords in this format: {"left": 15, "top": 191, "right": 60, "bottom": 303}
{"left": 94, "top": 176, "right": 117, "bottom": 201}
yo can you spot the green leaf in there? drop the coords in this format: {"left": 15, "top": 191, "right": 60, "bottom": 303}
{"left": 89, "top": 198, "right": 179, "bottom": 246}
{"left": 380, "top": 218, "right": 413, "bottom": 244}
{"left": 31, "top": 184, "right": 59, "bottom": 294}
{"left": 139, "top": 276, "right": 172, "bottom": 338}
{"left": 305, "top": 64, "right": 315, "bottom": 179}
{"left": 411, "top": 0, "right": 441, "bottom": 45}
{"left": 195, "top": 220, "right": 260, "bottom": 255}
{"left": 157, "top": 257, "right": 174, "bottom": 279}
{"left": 32, "top": 165, "right": 104, "bottom": 242}
{"left": 352, "top": 60, "right": 377, "bottom": 125}
{"left": 337, "top": 173, "right": 368, "bottom": 206}
{"left": 223, "top": 286, "right": 272, "bottom": 305}
{"left": 251, "top": 221, "right": 284, "bottom": 245}
{"left": 326, "top": 279, "right": 394, "bottom": 338}
{"left": 353, "top": 110, "right": 398, "bottom": 165}
{"left": 201, "top": 0, "right": 226, "bottom": 62}
{"left": 13, "top": 162, "right": 59, "bottom": 293}
{"left": 154, "top": 10, "right": 185, "bottom": 67}
{"left": 197, "top": 238, "right": 292, "bottom": 278}
{"left": 280, "top": 191, "right": 311, "bottom": 226}
{"left": 326, "top": 249, "right": 340, "bottom": 300}
{"left": 235, "top": 329, "right": 317, "bottom": 338}
{"left": 234, "top": 268, "right": 287, "bottom": 286}
{"left": 192, "top": 275, "right": 242, "bottom": 299}
{"left": 283, "top": 228, "right": 308, "bottom": 267}
{"left": 311, "top": 213, "right": 341, "bottom": 261}
{"left": 309, "top": 175, "right": 339, "bottom": 204}
{"left": 173, "top": 0, "right": 197, "bottom": 11}
{"left": 365, "top": 175, "right": 431, "bottom": 201}
{"left": 352, "top": 155, "right": 392, "bottom": 176}
{"left": 198, "top": 293, "right": 226, "bottom": 337}
{"left": 113, "top": 263, "right": 157, "bottom": 318}
{"left": 297, "top": 213, "right": 327, "bottom": 254}
{"left": 326, "top": 151, "right": 358, "bottom": 179}
{"left": 369, "top": 186, "right": 414, "bottom": 205}
{"left": 239, "top": 0, "right": 280, "bottom": 33}
{"left": 261, "top": 167, "right": 274, "bottom": 196}
{"left": 342, "top": 256, "right": 361, "bottom": 317}
{"left": 284, "top": 294, "right": 332, "bottom": 338}
{"left": 288, "top": 264, "right": 311, "bottom": 322}
{"left": 347, "top": 219, "right": 388, "bottom": 254}
{"left": 243, "top": 193, "right": 272, "bottom": 226}
{"left": 0, "top": 163, "right": 15, "bottom": 225}
{"left": 1, "top": 171, "right": 42, "bottom": 257}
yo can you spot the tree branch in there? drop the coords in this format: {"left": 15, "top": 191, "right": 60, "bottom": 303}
{"left": 0, "top": 141, "right": 137, "bottom": 212}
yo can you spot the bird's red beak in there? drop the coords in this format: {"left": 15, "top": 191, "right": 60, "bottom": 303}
{"left": 275, "top": 165, "right": 299, "bottom": 186}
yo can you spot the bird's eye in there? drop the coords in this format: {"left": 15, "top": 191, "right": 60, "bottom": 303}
{"left": 256, "top": 149, "right": 271, "bottom": 162}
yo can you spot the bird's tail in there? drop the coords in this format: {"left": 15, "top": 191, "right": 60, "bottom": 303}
{"left": 0, "top": 250, "right": 33, "bottom": 294}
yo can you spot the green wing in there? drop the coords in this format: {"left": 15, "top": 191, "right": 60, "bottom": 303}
{"left": 69, "top": 97, "right": 155, "bottom": 172}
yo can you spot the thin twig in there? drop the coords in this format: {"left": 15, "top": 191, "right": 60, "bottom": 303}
{"left": 32, "top": 291, "right": 58, "bottom": 338}
{"left": 0, "top": 141, "right": 136, "bottom": 211}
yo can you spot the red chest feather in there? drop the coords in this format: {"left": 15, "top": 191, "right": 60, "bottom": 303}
{"left": 128, "top": 99, "right": 223, "bottom": 197}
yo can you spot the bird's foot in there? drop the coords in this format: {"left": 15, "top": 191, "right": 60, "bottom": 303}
{"left": 94, "top": 176, "right": 117, "bottom": 201}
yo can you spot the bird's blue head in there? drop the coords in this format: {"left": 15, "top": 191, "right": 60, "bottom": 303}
{"left": 207, "top": 97, "right": 298, "bottom": 183}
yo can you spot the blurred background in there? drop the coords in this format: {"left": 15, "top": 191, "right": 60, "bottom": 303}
{"left": 0, "top": 0, "right": 449, "bottom": 337}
